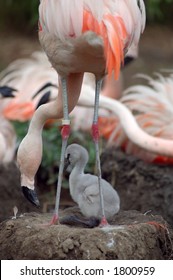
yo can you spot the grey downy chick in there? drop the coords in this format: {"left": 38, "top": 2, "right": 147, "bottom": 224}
{"left": 63, "top": 144, "right": 120, "bottom": 226}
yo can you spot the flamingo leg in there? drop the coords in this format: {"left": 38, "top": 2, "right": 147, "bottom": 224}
{"left": 50, "top": 77, "right": 70, "bottom": 225}
{"left": 92, "top": 78, "right": 109, "bottom": 227}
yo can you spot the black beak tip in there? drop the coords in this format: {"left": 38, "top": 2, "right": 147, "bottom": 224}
{"left": 64, "top": 159, "right": 69, "bottom": 170}
{"left": 124, "top": 56, "right": 135, "bottom": 66}
{"left": 64, "top": 154, "right": 70, "bottom": 170}
{"left": 0, "top": 86, "right": 16, "bottom": 98}
{"left": 22, "top": 186, "right": 40, "bottom": 208}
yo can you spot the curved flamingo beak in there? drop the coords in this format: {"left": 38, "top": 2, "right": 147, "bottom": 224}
{"left": 22, "top": 186, "right": 40, "bottom": 207}
{"left": 3, "top": 101, "right": 35, "bottom": 121}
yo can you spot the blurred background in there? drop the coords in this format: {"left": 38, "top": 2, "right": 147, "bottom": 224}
{"left": 0, "top": 0, "right": 173, "bottom": 221}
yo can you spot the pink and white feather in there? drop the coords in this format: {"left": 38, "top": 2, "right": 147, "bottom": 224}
{"left": 106, "top": 72, "right": 173, "bottom": 162}
{"left": 0, "top": 52, "right": 58, "bottom": 121}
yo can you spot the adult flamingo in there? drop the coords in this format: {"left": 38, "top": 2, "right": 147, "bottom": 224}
{"left": 98, "top": 71, "right": 173, "bottom": 164}
{"left": 0, "top": 52, "right": 58, "bottom": 122}
{"left": 17, "top": 0, "right": 146, "bottom": 226}
{"left": 0, "top": 87, "right": 16, "bottom": 163}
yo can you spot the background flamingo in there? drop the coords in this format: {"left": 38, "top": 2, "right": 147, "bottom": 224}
{"left": 0, "top": 52, "right": 123, "bottom": 164}
{"left": 0, "top": 51, "right": 122, "bottom": 125}
{"left": 0, "top": 52, "right": 58, "bottom": 122}
{"left": 0, "top": 53, "right": 59, "bottom": 164}
{"left": 2, "top": 61, "right": 173, "bottom": 165}
{"left": 0, "top": 116, "right": 16, "bottom": 163}
{"left": 16, "top": 0, "right": 146, "bottom": 226}
{"left": 0, "top": 48, "right": 136, "bottom": 166}
{"left": 98, "top": 71, "right": 173, "bottom": 164}
{"left": 2, "top": 52, "right": 173, "bottom": 165}
{"left": 0, "top": 39, "right": 139, "bottom": 126}
{"left": 0, "top": 86, "right": 17, "bottom": 163}
{"left": 0, "top": 86, "right": 16, "bottom": 98}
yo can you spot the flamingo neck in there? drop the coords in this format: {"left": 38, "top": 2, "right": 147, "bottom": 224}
{"left": 28, "top": 101, "right": 62, "bottom": 134}
{"left": 28, "top": 73, "right": 84, "bottom": 134}
{"left": 70, "top": 161, "right": 86, "bottom": 179}
{"left": 69, "top": 161, "right": 86, "bottom": 202}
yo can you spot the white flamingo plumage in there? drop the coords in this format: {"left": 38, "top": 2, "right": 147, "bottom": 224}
{"left": 0, "top": 116, "right": 16, "bottom": 163}
{"left": 0, "top": 87, "right": 17, "bottom": 163}
{"left": 98, "top": 72, "right": 173, "bottom": 164}
{"left": 17, "top": 0, "right": 146, "bottom": 226}
{"left": 0, "top": 53, "right": 57, "bottom": 165}
{"left": 0, "top": 52, "right": 58, "bottom": 122}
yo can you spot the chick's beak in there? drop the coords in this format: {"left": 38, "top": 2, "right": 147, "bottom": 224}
{"left": 64, "top": 154, "right": 70, "bottom": 171}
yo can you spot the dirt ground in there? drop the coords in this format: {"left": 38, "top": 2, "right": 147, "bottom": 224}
{"left": 0, "top": 208, "right": 172, "bottom": 260}
{"left": 0, "top": 25, "right": 173, "bottom": 259}
{"left": 101, "top": 149, "right": 173, "bottom": 228}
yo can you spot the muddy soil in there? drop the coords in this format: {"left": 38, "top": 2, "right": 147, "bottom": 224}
{"left": 0, "top": 162, "right": 73, "bottom": 222}
{"left": 0, "top": 208, "right": 172, "bottom": 260}
{"left": 101, "top": 149, "right": 173, "bottom": 227}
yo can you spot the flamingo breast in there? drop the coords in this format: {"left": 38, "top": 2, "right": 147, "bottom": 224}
{"left": 39, "top": 0, "right": 145, "bottom": 79}
{"left": 39, "top": 30, "right": 105, "bottom": 77}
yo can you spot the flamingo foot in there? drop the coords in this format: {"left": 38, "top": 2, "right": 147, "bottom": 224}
{"left": 22, "top": 186, "right": 40, "bottom": 207}
{"left": 49, "top": 214, "right": 59, "bottom": 225}
{"left": 99, "top": 216, "right": 109, "bottom": 227}
{"left": 38, "top": 214, "right": 59, "bottom": 227}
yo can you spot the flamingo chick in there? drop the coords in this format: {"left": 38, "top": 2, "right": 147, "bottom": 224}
{"left": 17, "top": 0, "right": 145, "bottom": 226}
{"left": 65, "top": 144, "right": 120, "bottom": 224}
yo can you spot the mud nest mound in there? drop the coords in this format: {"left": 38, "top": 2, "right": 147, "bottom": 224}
{"left": 0, "top": 208, "right": 172, "bottom": 260}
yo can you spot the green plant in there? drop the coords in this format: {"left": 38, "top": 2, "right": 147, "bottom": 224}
{"left": 146, "top": 0, "right": 173, "bottom": 23}
{"left": 0, "top": 0, "right": 39, "bottom": 31}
